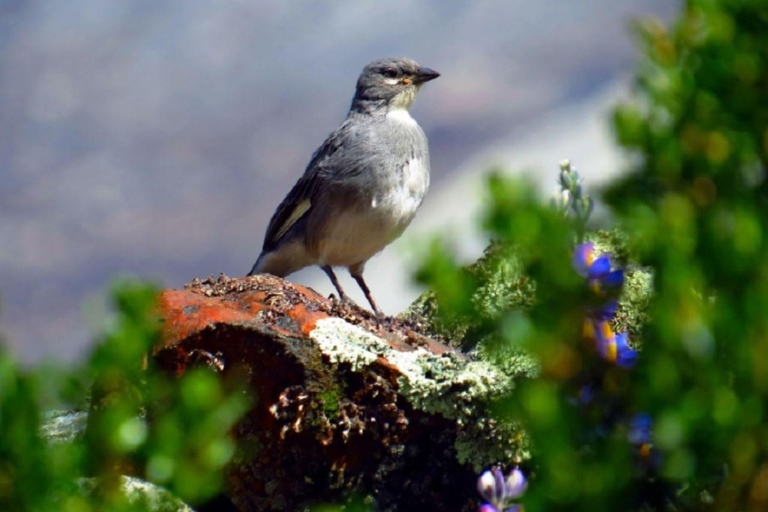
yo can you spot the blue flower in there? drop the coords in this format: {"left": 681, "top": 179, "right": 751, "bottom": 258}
{"left": 628, "top": 413, "right": 660, "bottom": 468}
{"left": 573, "top": 243, "right": 624, "bottom": 320}
{"left": 586, "top": 319, "right": 637, "bottom": 368}
{"left": 477, "top": 467, "right": 527, "bottom": 512}
{"left": 628, "top": 413, "right": 652, "bottom": 446}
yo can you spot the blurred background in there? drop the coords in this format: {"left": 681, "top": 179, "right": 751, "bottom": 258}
{"left": 0, "top": 0, "right": 677, "bottom": 362}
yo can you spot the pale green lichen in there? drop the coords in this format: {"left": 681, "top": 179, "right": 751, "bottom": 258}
{"left": 476, "top": 336, "right": 540, "bottom": 382}
{"left": 587, "top": 229, "right": 631, "bottom": 265}
{"left": 308, "top": 315, "right": 526, "bottom": 469}
{"left": 311, "top": 232, "right": 651, "bottom": 471}
{"left": 615, "top": 268, "right": 654, "bottom": 340}
{"left": 309, "top": 318, "right": 390, "bottom": 371}
{"left": 469, "top": 242, "right": 536, "bottom": 322}
{"left": 394, "top": 348, "right": 531, "bottom": 471}
{"left": 454, "top": 416, "right": 530, "bottom": 472}
{"left": 311, "top": 317, "right": 515, "bottom": 423}
{"left": 400, "top": 241, "right": 536, "bottom": 349}
{"left": 389, "top": 347, "right": 532, "bottom": 470}
{"left": 393, "top": 353, "right": 512, "bottom": 423}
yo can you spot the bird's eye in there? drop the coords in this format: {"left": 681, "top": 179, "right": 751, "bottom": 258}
{"left": 382, "top": 68, "right": 399, "bottom": 79}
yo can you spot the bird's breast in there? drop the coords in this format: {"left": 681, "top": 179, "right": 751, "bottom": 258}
{"left": 371, "top": 155, "right": 429, "bottom": 226}
{"left": 312, "top": 128, "right": 430, "bottom": 267}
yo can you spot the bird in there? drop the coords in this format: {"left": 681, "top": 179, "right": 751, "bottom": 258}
{"left": 248, "top": 57, "right": 440, "bottom": 316}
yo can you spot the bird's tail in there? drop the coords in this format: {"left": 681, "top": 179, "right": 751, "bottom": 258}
{"left": 247, "top": 243, "right": 312, "bottom": 278}
{"left": 246, "top": 253, "right": 266, "bottom": 276}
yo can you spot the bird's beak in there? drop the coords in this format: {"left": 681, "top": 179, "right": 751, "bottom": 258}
{"left": 414, "top": 67, "right": 440, "bottom": 83}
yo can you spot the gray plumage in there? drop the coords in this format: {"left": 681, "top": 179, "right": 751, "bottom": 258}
{"left": 248, "top": 57, "right": 439, "bottom": 315}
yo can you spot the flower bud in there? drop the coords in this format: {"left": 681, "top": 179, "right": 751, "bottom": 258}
{"left": 505, "top": 468, "right": 528, "bottom": 499}
{"left": 477, "top": 469, "right": 497, "bottom": 503}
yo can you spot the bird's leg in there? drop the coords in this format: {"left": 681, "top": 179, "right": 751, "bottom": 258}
{"left": 321, "top": 265, "right": 351, "bottom": 302}
{"left": 351, "top": 272, "right": 384, "bottom": 318}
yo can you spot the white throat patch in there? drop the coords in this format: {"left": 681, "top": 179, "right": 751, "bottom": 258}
{"left": 389, "top": 85, "right": 420, "bottom": 110}
{"left": 386, "top": 108, "right": 418, "bottom": 127}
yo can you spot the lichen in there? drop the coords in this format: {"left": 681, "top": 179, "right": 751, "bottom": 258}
{"left": 614, "top": 267, "right": 654, "bottom": 341}
{"left": 475, "top": 337, "right": 540, "bottom": 382}
{"left": 585, "top": 229, "right": 655, "bottom": 340}
{"left": 309, "top": 318, "right": 390, "bottom": 371}
{"left": 400, "top": 242, "right": 536, "bottom": 349}
{"left": 454, "top": 416, "right": 530, "bottom": 472}
{"left": 586, "top": 229, "right": 632, "bottom": 265}
{"left": 308, "top": 315, "right": 529, "bottom": 469}
{"left": 469, "top": 242, "right": 536, "bottom": 321}
{"left": 311, "top": 318, "right": 515, "bottom": 423}
{"left": 393, "top": 353, "right": 512, "bottom": 423}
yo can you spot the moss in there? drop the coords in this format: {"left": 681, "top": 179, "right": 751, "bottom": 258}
{"left": 317, "top": 381, "right": 344, "bottom": 422}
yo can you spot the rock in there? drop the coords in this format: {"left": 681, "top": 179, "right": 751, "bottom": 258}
{"left": 77, "top": 476, "right": 195, "bottom": 512}
{"left": 40, "top": 410, "right": 88, "bottom": 445}
{"left": 40, "top": 412, "right": 196, "bottom": 511}
{"left": 154, "top": 274, "right": 531, "bottom": 512}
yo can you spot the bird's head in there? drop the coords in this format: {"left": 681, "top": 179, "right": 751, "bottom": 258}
{"left": 351, "top": 57, "right": 439, "bottom": 113}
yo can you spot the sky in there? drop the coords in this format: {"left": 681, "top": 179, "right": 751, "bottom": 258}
{"left": 0, "top": 0, "right": 678, "bottom": 362}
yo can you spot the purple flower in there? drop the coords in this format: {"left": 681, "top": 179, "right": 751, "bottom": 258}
{"left": 477, "top": 467, "right": 527, "bottom": 512}
{"left": 479, "top": 505, "right": 523, "bottom": 512}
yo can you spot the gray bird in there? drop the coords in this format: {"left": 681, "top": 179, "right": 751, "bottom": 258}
{"left": 248, "top": 57, "right": 439, "bottom": 316}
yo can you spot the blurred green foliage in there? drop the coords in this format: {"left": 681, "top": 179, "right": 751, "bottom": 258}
{"left": 0, "top": 281, "right": 249, "bottom": 512}
{"left": 609, "top": 0, "right": 768, "bottom": 509}
{"left": 416, "top": 0, "right": 768, "bottom": 511}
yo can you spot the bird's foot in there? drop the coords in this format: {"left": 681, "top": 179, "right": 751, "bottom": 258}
{"left": 372, "top": 308, "right": 388, "bottom": 322}
{"left": 328, "top": 292, "right": 363, "bottom": 313}
{"left": 329, "top": 293, "right": 386, "bottom": 323}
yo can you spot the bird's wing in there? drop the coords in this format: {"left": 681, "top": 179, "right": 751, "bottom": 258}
{"left": 261, "top": 120, "right": 356, "bottom": 252}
